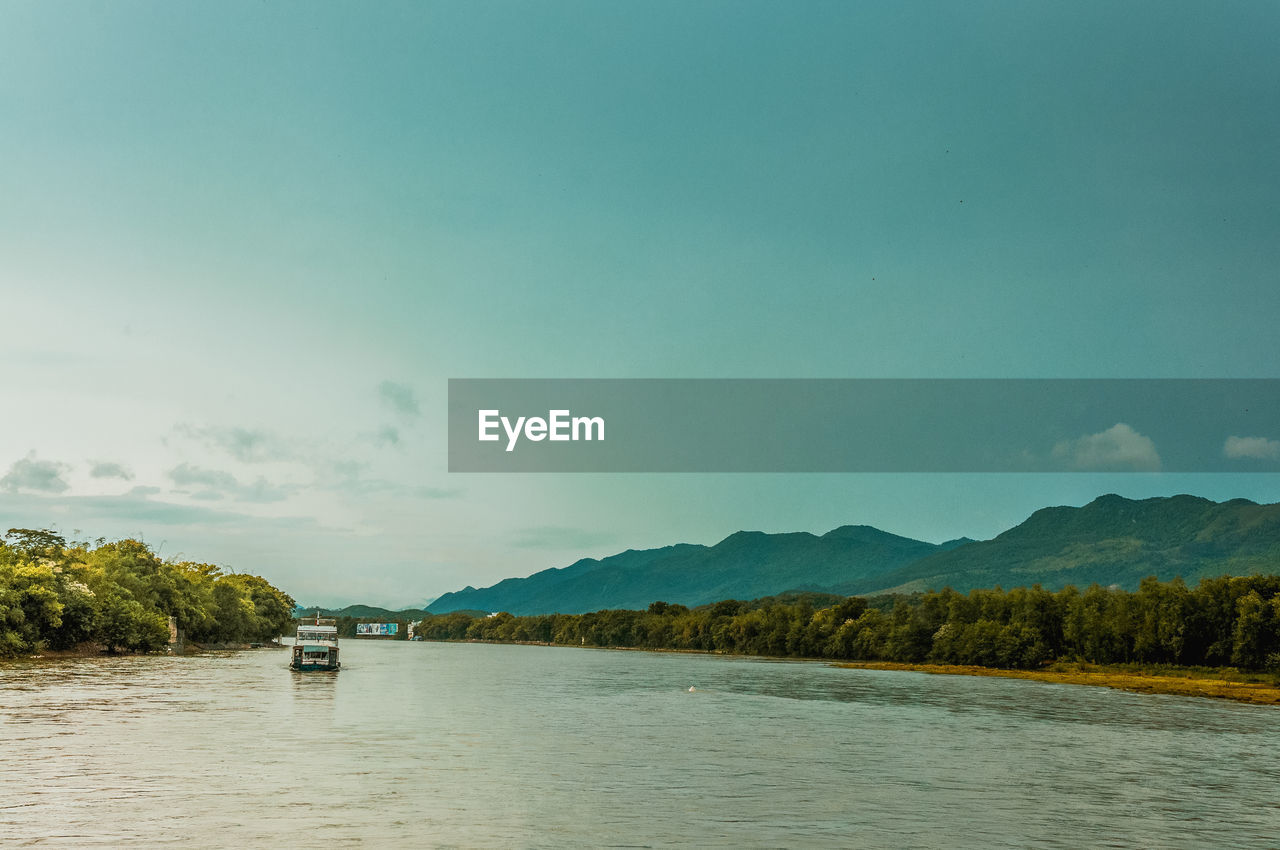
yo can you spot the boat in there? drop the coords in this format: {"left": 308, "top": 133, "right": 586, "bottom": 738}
{"left": 290, "top": 615, "right": 340, "bottom": 671}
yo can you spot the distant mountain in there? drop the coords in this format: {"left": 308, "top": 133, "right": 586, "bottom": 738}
{"left": 425, "top": 495, "right": 1280, "bottom": 615}
{"left": 294, "top": 604, "right": 433, "bottom": 620}
{"left": 428, "top": 525, "right": 952, "bottom": 615}
{"left": 845, "top": 494, "right": 1280, "bottom": 595}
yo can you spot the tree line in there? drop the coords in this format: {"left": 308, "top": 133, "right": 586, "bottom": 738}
{"left": 416, "top": 575, "right": 1280, "bottom": 672}
{"left": 0, "top": 528, "right": 296, "bottom": 657}
{"left": 331, "top": 616, "right": 412, "bottom": 638}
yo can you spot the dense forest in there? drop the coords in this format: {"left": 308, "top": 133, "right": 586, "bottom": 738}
{"left": 416, "top": 575, "right": 1280, "bottom": 672}
{"left": 0, "top": 528, "right": 295, "bottom": 657}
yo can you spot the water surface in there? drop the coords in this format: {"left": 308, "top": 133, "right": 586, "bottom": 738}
{"left": 2, "top": 641, "right": 1277, "bottom": 847}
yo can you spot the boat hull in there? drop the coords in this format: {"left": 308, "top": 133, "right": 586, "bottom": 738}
{"left": 289, "top": 660, "right": 340, "bottom": 671}
{"left": 290, "top": 642, "right": 340, "bottom": 671}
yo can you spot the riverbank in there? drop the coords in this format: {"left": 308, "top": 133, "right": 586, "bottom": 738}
{"left": 2, "top": 640, "right": 285, "bottom": 662}
{"left": 835, "top": 660, "right": 1280, "bottom": 706}
{"left": 435, "top": 638, "right": 1280, "bottom": 706}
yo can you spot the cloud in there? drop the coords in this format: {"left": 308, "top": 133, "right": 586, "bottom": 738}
{"left": 415, "top": 486, "right": 463, "bottom": 499}
{"left": 236, "top": 478, "right": 293, "bottom": 503}
{"left": 323, "top": 460, "right": 392, "bottom": 494}
{"left": 378, "top": 381, "right": 420, "bottom": 417}
{"left": 320, "top": 460, "right": 460, "bottom": 500}
{"left": 89, "top": 461, "right": 135, "bottom": 481}
{"left": 375, "top": 425, "right": 400, "bottom": 447}
{"left": 168, "top": 463, "right": 292, "bottom": 503}
{"left": 170, "top": 463, "right": 239, "bottom": 490}
{"left": 0, "top": 487, "right": 325, "bottom": 532}
{"left": 1051, "top": 423, "right": 1161, "bottom": 472}
{"left": 329, "top": 479, "right": 461, "bottom": 499}
{"left": 174, "top": 424, "right": 293, "bottom": 463}
{"left": 1224, "top": 435, "right": 1280, "bottom": 461}
{"left": 510, "top": 526, "right": 619, "bottom": 551}
{"left": 1, "top": 453, "right": 71, "bottom": 494}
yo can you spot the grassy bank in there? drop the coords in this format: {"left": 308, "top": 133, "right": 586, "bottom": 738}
{"left": 835, "top": 660, "right": 1280, "bottom": 706}
{"left": 435, "top": 638, "right": 1280, "bottom": 706}
{"left": 0, "top": 639, "right": 286, "bottom": 663}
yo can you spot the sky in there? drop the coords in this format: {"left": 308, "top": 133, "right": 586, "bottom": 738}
{"left": 2, "top": 1, "right": 1278, "bottom": 607}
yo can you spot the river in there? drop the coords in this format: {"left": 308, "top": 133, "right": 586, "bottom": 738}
{"left": 2, "top": 640, "right": 1277, "bottom": 847}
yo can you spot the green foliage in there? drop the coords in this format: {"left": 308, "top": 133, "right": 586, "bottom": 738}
{"left": 93, "top": 588, "right": 169, "bottom": 653}
{"left": 0, "top": 561, "right": 64, "bottom": 655}
{"left": 412, "top": 574, "right": 1280, "bottom": 672}
{"left": 0, "top": 529, "right": 295, "bottom": 657}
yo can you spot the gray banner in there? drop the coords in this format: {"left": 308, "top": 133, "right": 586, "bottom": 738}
{"left": 448, "top": 379, "right": 1280, "bottom": 473}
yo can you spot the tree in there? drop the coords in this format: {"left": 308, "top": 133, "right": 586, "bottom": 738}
{"left": 1231, "top": 590, "right": 1277, "bottom": 669}
{"left": 0, "top": 562, "right": 64, "bottom": 654}
{"left": 4, "top": 528, "right": 67, "bottom": 559}
{"left": 93, "top": 588, "right": 168, "bottom": 653}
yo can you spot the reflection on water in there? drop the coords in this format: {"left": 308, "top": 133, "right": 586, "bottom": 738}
{"left": 290, "top": 668, "right": 338, "bottom": 693}
{"left": 2, "top": 642, "right": 1278, "bottom": 847}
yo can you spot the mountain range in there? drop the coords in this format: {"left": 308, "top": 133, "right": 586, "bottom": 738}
{"left": 426, "top": 495, "right": 1280, "bottom": 615}
{"left": 292, "top": 604, "right": 437, "bottom": 620}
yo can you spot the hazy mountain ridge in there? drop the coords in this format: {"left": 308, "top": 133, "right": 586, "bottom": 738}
{"left": 429, "top": 545, "right": 703, "bottom": 616}
{"left": 424, "top": 495, "right": 1280, "bottom": 616}
{"left": 428, "top": 524, "right": 948, "bottom": 615}
{"left": 293, "top": 604, "right": 435, "bottom": 620}
{"left": 855, "top": 494, "right": 1280, "bottom": 595}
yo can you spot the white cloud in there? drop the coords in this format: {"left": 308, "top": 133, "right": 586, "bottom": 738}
{"left": 236, "top": 477, "right": 293, "bottom": 503}
{"left": 1051, "top": 423, "right": 1162, "bottom": 472}
{"left": 1, "top": 453, "right": 71, "bottom": 494}
{"left": 1223, "top": 435, "right": 1280, "bottom": 460}
{"left": 174, "top": 424, "right": 294, "bottom": 463}
{"left": 170, "top": 463, "right": 239, "bottom": 491}
{"left": 89, "top": 461, "right": 135, "bottom": 480}
{"left": 416, "top": 486, "right": 463, "bottom": 500}
{"left": 378, "top": 381, "right": 420, "bottom": 417}
{"left": 168, "top": 463, "right": 292, "bottom": 503}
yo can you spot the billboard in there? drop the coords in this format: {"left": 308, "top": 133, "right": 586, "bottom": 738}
{"left": 356, "top": 622, "right": 399, "bottom": 636}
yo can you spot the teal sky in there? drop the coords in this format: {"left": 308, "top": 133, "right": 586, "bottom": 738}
{"left": 2, "top": 2, "right": 1278, "bottom": 606}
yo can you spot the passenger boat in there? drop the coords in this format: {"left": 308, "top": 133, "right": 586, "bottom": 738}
{"left": 290, "top": 615, "right": 340, "bottom": 671}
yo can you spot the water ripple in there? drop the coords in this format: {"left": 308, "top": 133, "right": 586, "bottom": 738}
{"left": 2, "top": 643, "right": 1278, "bottom": 847}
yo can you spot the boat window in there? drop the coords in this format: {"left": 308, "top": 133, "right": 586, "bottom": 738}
{"left": 297, "top": 631, "right": 333, "bottom": 642}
